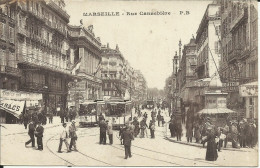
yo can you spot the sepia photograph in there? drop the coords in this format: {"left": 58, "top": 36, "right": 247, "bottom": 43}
{"left": 0, "top": 0, "right": 258, "bottom": 166}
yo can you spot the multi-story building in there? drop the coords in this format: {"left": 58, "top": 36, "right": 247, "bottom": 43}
{"left": 0, "top": 2, "right": 19, "bottom": 90}
{"left": 15, "top": 0, "right": 75, "bottom": 115}
{"left": 219, "top": 0, "right": 258, "bottom": 119}
{"left": 101, "top": 44, "right": 127, "bottom": 99}
{"left": 178, "top": 37, "right": 197, "bottom": 105}
{"left": 67, "top": 24, "right": 102, "bottom": 107}
{"left": 194, "top": 3, "right": 221, "bottom": 109}
{"left": 134, "top": 70, "right": 147, "bottom": 102}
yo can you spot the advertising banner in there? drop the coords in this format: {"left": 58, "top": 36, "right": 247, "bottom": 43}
{"left": 0, "top": 99, "right": 25, "bottom": 117}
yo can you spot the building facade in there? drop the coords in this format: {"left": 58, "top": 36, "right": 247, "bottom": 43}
{"left": 0, "top": 2, "right": 19, "bottom": 91}
{"left": 101, "top": 44, "right": 127, "bottom": 99}
{"left": 194, "top": 3, "right": 221, "bottom": 110}
{"left": 67, "top": 24, "right": 102, "bottom": 107}
{"left": 219, "top": 0, "right": 258, "bottom": 119}
{"left": 178, "top": 37, "right": 197, "bottom": 106}
{"left": 16, "top": 0, "right": 75, "bottom": 115}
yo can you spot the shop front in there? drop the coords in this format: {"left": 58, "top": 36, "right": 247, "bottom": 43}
{"left": 239, "top": 81, "right": 258, "bottom": 119}
{"left": 0, "top": 89, "right": 42, "bottom": 124}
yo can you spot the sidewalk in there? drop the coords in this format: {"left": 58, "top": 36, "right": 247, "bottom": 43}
{"left": 1, "top": 116, "right": 62, "bottom": 136}
{"left": 164, "top": 122, "right": 257, "bottom": 153}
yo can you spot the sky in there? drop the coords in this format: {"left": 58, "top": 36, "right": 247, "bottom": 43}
{"left": 64, "top": 0, "right": 212, "bottom": 90}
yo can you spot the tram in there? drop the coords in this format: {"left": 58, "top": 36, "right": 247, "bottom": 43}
{"left": 96, "top": 99, "right": 132, "bottom": 129}
{"left": 145, "top": 99, "right": 155, "bottom": 109}
{"left": 78, "top": 101, "right": 98, "bottom": 127}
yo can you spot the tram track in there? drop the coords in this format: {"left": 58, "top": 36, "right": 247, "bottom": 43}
{"left": 109, "top": 144, "right": 184, "bottom": 166}
{"left": 46, "top": 129, "right": 114, "bottom": 166}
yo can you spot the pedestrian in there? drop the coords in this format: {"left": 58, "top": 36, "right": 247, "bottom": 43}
{"left": 245, "top": 121, "right": 254, "bottom": 148}
{"left": 69, "top": 108, "right": 74, "bottom": 122}
{"left": 23, "top": 112, "right": 29, "bottom": 129}
{"left": 186, "top": 122, "right": 193, "bottom": 143}
{"left": 60, "top": 112, "right": 65, "bottom": 124}
{"left": 132, "top": 117, "right": 140, "bottom": 137}
{"left": 230, "top": 122, "right": 239, "bottom": 148}
{"left": 140, "top": 118, "right": 148, "bottom": 138}
{"left": 169, "top": 119, "right": 174, "bottom": 137}
{"left": 201, "top": 126, "right": 218, "bottom": 161}
{"left": 194, "top": 123, "right": 201, "bottom": 143}
{"left": 42, "top": 114, "right": 47, "bottom": 125}
{"left": 38, "top": 112, "right": 44, "bottom": 124}
{"left": 176, "top": 121, "right": 182, "bottom": 141}
{"left": 161, "top": 116, "right": 165, "bottom": 127}
{"left": 107, "top": 120, "right": 113, "bottom": 145}
{"left": 34, "top": 122, "right": 44, "bottom": 151}
{"left": 32, "top": 112, "right": 39, "bottom": 127}
{"left": 218, "top": 130, "right": 226, "bottom": 152}
{"left": 122, "top": 125, "right": 134, "bottom": 159}
{"left": 49, "top": 113, "right": 53, "bottom": 124}
{"left": 58, "top": 123, "right": 71, "bottom": 153}
{"left": 25, "top": 120, "right": 35, "bottom": 148}
{"left": 149, "top": 120, "right": 155, "bottom": 138}
{"left": 119, "top": 126, "right": 126, "bottom": 145}
{"left": 157, "top": 113, "right": 161, "bottom": 127}
{"left": 238, "top": 120, "right": 246, "bottom": 148}
{"left": 99, "top": 119, "right": 107, "bottom": 144}
{"left": 222, "top": 123, "right": 229, "bottom": 148}
{"left": 69, "top": 120, "right": 78, "bottom": 151}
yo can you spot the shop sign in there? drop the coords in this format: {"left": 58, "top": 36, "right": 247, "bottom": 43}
{"left": 0, "top": 99, "right": 25, "bottom": 117}
{"left": 239, "top": 83, "right": 258, "bottom": 97}
{"left": 0, "top": 89, "right": 42, "bottom": 101}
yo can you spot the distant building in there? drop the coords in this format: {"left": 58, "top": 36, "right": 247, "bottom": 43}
{"left": 178, "top": 37, "right": 197, "bottom": 106}
{"left": 101, "top": 44, "right": 127, "bottom": 99}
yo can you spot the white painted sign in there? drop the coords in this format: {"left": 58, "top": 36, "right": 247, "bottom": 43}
{"left": 0, "top": 99, "right": 25, "bottom": 117}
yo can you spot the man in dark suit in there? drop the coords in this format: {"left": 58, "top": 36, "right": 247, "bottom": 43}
{"left": 99, "top": 119, "right": 107, "bottom": 144}
{"left": 25, "top": 120, "right": 35, "bottom": 147}
{"left": 35, "top": 122, "right": 44, "bottom": 150}
{"left": 122, "top": 125, "right": 134, "bottom": 159}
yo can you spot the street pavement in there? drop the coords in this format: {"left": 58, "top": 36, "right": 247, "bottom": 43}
{"left": 0, "top": 109, "right": 258, "bottom": 166}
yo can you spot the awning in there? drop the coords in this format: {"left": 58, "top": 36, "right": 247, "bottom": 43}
{"left": 0, "top": 99, "right": 25, "bottom": 118}
{"left": 197, "top": 108, "right": 235, "bottom": 114}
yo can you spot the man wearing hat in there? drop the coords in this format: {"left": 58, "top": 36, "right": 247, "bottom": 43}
{"left": 69, "top": 120, "right": 78, "bottom": 151}
{"left": 58, "top": 123, "right": 70, "bottom": 153}
{"left": 34, "top": 121, "right": 44, "bottom": 150}
{"left": 121, "top": 125, "right": 134, "bottom": 159}
{"left": 99, "top": 119, "right": 107, "bottom": 144}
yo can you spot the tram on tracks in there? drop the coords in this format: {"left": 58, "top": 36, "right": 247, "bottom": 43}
{"left": 145, "top": 99, "right": 155, "bottom": 110}
{"left": 96, "top": 98, "right": 133, "bottom": 129}
{"left": 78, "top": 101, "right": 99, "bottom": 127}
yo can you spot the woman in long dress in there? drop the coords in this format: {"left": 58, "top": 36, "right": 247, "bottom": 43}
{"left": 202, "top": 127, "right": 218, "bottom": 161}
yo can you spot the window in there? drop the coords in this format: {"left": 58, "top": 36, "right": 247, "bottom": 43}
{"left": 0, "top": 49, "right": 7, "bottom": 66}
{"left": 0, "top": 22, "right": 6, "bottom": 40}
{"left": 249, "top": 62, "right": 257, "bottom": 78}
{"left": 9, "top": 27, "right": 14, "bottom": 43}
{"left": 215, "top": 41, "right": 219, "bottom": 54}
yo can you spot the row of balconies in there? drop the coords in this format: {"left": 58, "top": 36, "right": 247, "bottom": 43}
{"left": 24, "top": 5, "right": 67, "bottom": 36}
{"left": 230, "top": 7, "right": 248, "bottom": 32}
{"left": 227, "top": 46, "right": 250, "bottom": 62}
{"left": 0, "top": 65, "right": 21, "bottom": 76}
{"left": 18, "top": 30, "right": 68, "bottom": 55}
{"left": 19, "top": 52, "right": 71, "bottom": 74}
{"left": 69, "top": 30, "right": 101, "bottom": 49}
